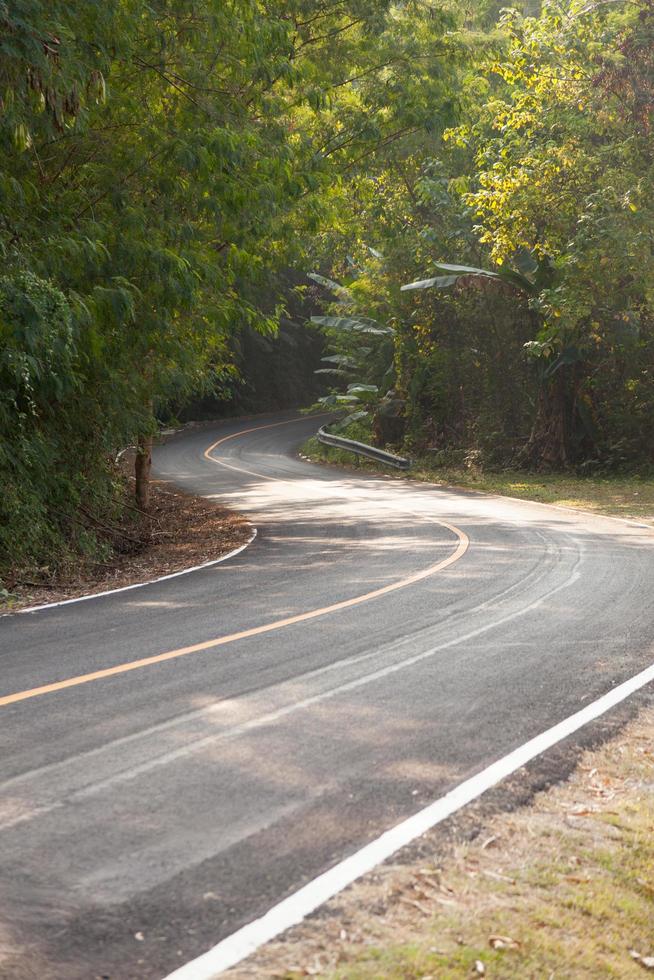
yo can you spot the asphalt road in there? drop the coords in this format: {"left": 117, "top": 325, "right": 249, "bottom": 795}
{"left": 1, "top": 412, "right": 653, "bottom": 979}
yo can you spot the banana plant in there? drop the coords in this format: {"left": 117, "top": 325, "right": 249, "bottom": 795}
{"left": 310, "top": 315, "right": 394, "bottom": 336}
{"left": 317, "top": 383, "right": 380, "bottom": 430}
{"left": 401, "top": 251, "right": 582, "bottom": 378}
{"left": 401, "top": 251, "right": 555, "bottom": 296}
{"left": 313, "top": 353, "right": 359, "bottom": 379}
{"left": 308, "top": 269, "right": 392, "bottom": 429}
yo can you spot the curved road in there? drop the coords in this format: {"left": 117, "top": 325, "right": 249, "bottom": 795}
{"left": 1, "top": 413, "right": 653, "bottom": 978}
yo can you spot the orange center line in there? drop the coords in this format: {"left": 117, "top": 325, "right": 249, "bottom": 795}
{"left": 1, "top": 417, "right": 469, "bottom": 709}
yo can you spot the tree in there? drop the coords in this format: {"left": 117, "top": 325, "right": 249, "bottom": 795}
{"left": 0, "top": 0, "right": 466, "bottom": 574}
{"left": 445, "top": 0, "right": 654, "bottom": 465}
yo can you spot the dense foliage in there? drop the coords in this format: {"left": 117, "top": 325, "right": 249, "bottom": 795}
{"left": 2, "top": 0, "right": 652, "bottom": 580}
{"left": 0, "top": 0, "right": 453, "bottom": 577}
{"left": 312, "top": 0, "right": 654, "bottom": 471}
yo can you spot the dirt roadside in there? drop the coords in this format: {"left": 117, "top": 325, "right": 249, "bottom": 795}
{"left": 0, "top": 475, "right": 252, "bottom": 614}
{"left": 1, "top": 413, "right": 309, "bottom": 614}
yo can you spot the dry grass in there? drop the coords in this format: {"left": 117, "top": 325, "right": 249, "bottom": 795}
{"left": 226, "top": 709, "right": 654, "bottom": 980}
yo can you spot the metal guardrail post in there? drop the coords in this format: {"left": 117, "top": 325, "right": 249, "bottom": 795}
{"left": 316, "top": 426, "right": 411, "bottom": 470}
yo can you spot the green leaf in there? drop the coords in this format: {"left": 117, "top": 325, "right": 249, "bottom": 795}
{"left": 346, "top": 384, "right": 379, "bottom": 394}
{"left": 332, "top": 409, "right": 370, "bottom": 431}
{"left": 402, "top": 262, "right": 537, "bottom": 295}
{"left": 311, "top": 315, "right": 394, "bottom": 335}
{"left": 307, "top": 273, "right": 354, "bottom": 305}
{"left": 431, "top": 263, "right": 500, "bottom": 275}
{"left": 320, "top": 354, "right": 357, "bottom": 366}
{"left": 402, "top": 276, "right": 454, "bottom": 291}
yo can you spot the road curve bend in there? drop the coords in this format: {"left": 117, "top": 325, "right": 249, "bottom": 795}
{"left": 1, "top": 412, "right": 653, "bottom": 979}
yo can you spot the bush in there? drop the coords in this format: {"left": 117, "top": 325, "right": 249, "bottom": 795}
{"left": 0, "top": 272, "right": 121, "bottom": 580}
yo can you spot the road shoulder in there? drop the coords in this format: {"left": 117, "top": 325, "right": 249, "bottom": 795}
{"left": 225, "top": 701, "right": 654, "bottom": 980}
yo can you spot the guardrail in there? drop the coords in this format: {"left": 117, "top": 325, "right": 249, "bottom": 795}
{"left": 317, "top": 425, "right": 411, "bottom": 470}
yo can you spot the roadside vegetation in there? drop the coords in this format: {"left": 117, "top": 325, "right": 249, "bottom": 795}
{"left": 310, "top": 2, "right": 654, "bottom": 485}
{"left": 0, "top": 461, "right": 251, "bottom": 612}
{"left": 1, "top": 0, "right": 455, "bottom": 582}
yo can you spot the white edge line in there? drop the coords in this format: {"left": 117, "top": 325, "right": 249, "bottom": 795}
{"left": 6, "top": 529, "right": 257, "bottom": 617}
{"left": 163, "top": 659, "right": 654, "bottom": 980}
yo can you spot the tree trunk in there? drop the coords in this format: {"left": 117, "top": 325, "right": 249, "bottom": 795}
{"left": 135, "top": 433, "right": 152, "bottom": 510}
{"left": 521, "top": 370, "right": 570, "bottom": 469}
